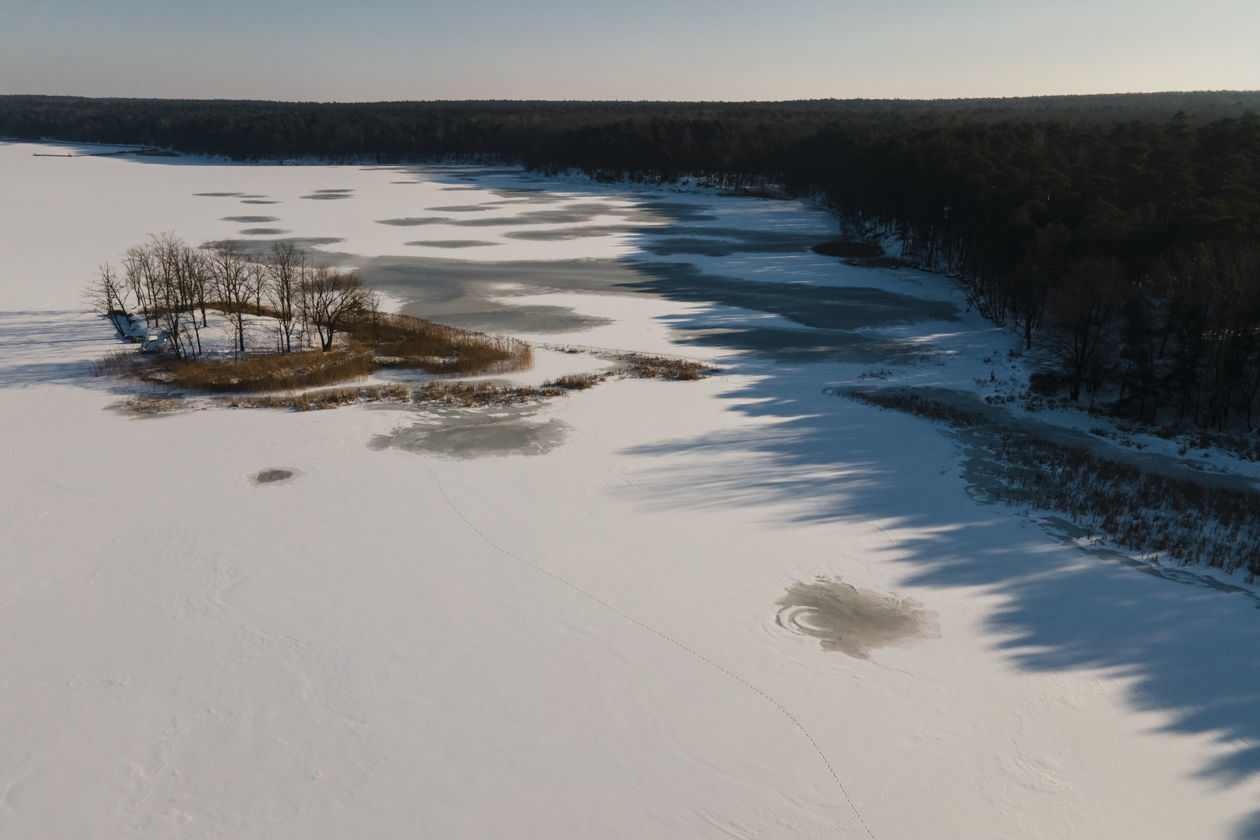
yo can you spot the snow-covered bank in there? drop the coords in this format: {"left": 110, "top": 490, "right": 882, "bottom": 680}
{"left": 2, "top": 141, "right": 1259, "bottom": 839}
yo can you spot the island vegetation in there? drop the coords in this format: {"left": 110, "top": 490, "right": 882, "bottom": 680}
{"left": 90, "top": 235, "right": 533, "bottom": 393}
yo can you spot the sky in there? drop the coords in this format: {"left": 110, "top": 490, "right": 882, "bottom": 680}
{"left": 3, "top": 0, "right": 1258, "bottom": 101}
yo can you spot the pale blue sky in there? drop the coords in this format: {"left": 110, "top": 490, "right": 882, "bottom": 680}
{"left": 4, "top": 0, "right": 1258, "bottom": 100}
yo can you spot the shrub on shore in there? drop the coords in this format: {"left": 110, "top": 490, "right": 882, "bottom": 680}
{"left": 227, "top": 383, "right": 410, "bottom": 411}
{"left": 413, "top": 381, "right": 565, "bottom": 407}
{"left": 618, "top": 354, "right": 717, "bottom": 381}
{"left": 547, "top": 373, "right": 602, "bottom": 390}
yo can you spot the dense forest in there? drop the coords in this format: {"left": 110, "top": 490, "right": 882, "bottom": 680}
{"left": 4, "top": 93, "right": 1259, "bottom": 434}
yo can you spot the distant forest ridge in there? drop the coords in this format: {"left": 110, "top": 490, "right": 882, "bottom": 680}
{"left": 3, "top": 92, "right": 1260, "bottom": 156}
{"left": 3, "top": 93, "right": 1260, "bottom": 435}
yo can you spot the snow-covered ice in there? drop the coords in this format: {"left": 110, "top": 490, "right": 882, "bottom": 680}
{"left": 2, "top": 140, "right": 1259, "bottom": 839}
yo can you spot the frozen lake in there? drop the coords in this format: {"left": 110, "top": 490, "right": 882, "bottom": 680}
{"left": 2, "top": 140, "right": 1259, "bottom": 839}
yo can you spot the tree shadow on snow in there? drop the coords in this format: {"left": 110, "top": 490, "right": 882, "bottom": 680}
{"left": 621, "top": 313, "right": 1260, "bottom": 838}
{"left": 0, "top": 310, "right": 151, "bottom": 393}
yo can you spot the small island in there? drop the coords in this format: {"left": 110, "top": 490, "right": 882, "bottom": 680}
{"left": 90, "top": 233, "right": 713, "bottom": 412}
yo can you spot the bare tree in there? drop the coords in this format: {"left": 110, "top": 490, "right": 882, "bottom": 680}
{"left": 182, "top": 242, "right": 211, "bottom": 328}
{"left": 152, "top": 253, "right": 188, "bottom": 360}
{"left": 121, "top": 242, "right": 160, "bottom": 326}
{"left": 250, "top": 261, "right": 266, "bottom": 316}
{"left": 114, "top": 236, "right": 191, "bottom": 358}
{"left": 301, "top": 266, "right": 367, "bottom": 351}
{"left": 264, "top": 242, "right": 304, "bottom": 353}
{"left": 150, "top": 233, "right": 207, "bottom": 355}
{"left": 1046, "top": 256, "right": 1125, "bottom": 403}
{"left": 209, "top": 244, "right": 254, "bottom": 355}
{"left": 88, "top": 263, "right": 130, "bottom": 315}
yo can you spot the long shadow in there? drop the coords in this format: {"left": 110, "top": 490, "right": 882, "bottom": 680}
{"left": 621, "top": 325, "right": 1260, "bottom": 837}
{"left": 0, "top": 310, "right": 146, "bottom": 394}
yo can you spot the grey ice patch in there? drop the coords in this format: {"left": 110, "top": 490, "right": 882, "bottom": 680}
{"left": 504, "top": 225, "right": 628, "bottom": 241}
{"left": 776, "top": 577, "right": 938, "bottom": 659}
{"left": 241, "top": 199, "right": 280, "bottom": 205}
{"left": 638, "top": 227, "right": 828, "bottom": 257}
{"left": 678, "top": 327, "right": 934, "bottom": 364}
{"left": 489, "top": 188, "right": 569, "bottom": 204}
{"left": 629, "top": 200, "right": 718, "bottom": 223}
{"left": 203, "top": 237, "right": 346, "bottom": 257}
{"left": 445, "top": 208, "right": 616, "bottom": 228}
{"left": 427, "top": 204, "right": 499, "bottom": 212}
{"left": 221, "top": 215, "right": 280, "bottom": 223}
{"left": 623, "top": 263, "right": 961, "bottom": 331}
{"left": 240, "top": 227, "right": 289, "bottom": 235}
{"left": 252, "top": 468, "right": 297, "bottom": 484}
{"left": 355, "top": 254, "right": 626, "bottom": 333}
{"left": 424, "top": 305, "right": 610, "bottom": 334}
{"left": 302, "top": 192, "right": 354, "bottom": 200}
{"left": 406, "top": 240, "right": 499, "bottom": 249}
{"left": 422, "top": 167, "right": 525, "bottom": 178}
{"left": 195, "top": 191, "right": 244, "bottom": 197}
{"left": 372, "top": 407, "right": 567, "bottom": 459}
{"left": 376, "top": 216, "right": 452, "bottom": 226}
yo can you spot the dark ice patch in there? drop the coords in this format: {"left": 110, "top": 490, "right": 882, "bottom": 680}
{"left": 629, "top": 200, "right": 718, "bottom": 223}
{"left": 419, "top": 167, "right": 525, "bottom": 178}
{"left": 376, "top": 216, "right": 452, "bottom": 226}
{"left": 203, "top": 236, "right": 347, "bottom": 257}
{"left": 504, "top": 225, "right": 629, "bottom": 241}
{"left": 677, "top": 327, "right": 934, "bottom": 364}
{"left": 356, "top": 255, "right": 632, "bottom": 333}
{"left": 776, "top": 577, "right": 937, "bottom": 659}
{"left": 448, "top": 208, "right": 616, "bottom": 228}
{"left": 371, "top": 407, "right": 567, "bottom": 459}
{"left": 489, "top": 188, "right": 569, "bottom": 204}
{"left": 406, "top": 240, "right": 499, "bottom": 249}
{"left": 252, "top": 468, "right": 296, "bottom": 484}
{"left": 638, "top": 227, "right": 827, "bottom": 257}
{"left": 622, "top": 262, "right": 960, "bottom": 331}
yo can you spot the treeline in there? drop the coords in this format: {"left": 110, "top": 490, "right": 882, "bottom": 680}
{"left": 5, "top": 93, "right": 1260, "bottom": 163}
{"left": 10, "top": 93, "right": 1260, "bottom": 431}
{"left": 777, "top": 115, "right": 1260, "bottom": 433}
{"left": 92, "top": 235, "right": 372, "bottom": 359}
